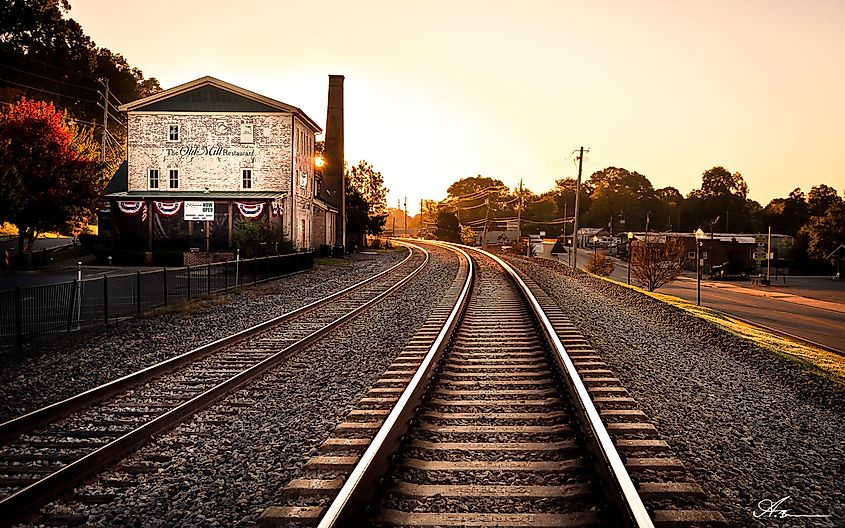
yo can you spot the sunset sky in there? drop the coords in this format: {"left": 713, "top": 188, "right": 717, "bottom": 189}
{"left": 70, "top": 0, "right": 844, "bottom": 214}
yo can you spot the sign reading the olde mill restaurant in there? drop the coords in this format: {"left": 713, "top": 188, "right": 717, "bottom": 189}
{"left": 166, "top": 146, "right": 254, "bottom": 158}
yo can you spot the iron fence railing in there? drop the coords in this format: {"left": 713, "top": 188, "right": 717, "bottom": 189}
{"left": 0, "top": 252, "right": 314, "bottom": 348}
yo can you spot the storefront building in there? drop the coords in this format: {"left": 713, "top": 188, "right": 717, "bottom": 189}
{"left": 105, "top": 76, "right": 322, "bottom": 262}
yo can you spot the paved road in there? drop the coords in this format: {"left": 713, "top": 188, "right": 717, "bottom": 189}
{"left": 0, "top": 236, "right": 75, "bottom": 256}
{"left": 564, "top": 248, "right": 845, "bottom": 353}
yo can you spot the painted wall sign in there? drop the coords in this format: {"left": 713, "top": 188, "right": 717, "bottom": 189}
{"left": 166, "top": 146, "right": 254, "bottom": 157}
{"left": 184, "top": 201, "right": 215, "bottom": 221}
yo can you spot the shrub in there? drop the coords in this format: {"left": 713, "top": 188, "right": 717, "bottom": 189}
{"left": 586, "top": 251, "right": 614, "bottom": 276}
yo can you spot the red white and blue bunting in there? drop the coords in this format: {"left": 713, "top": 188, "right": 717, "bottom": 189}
{"left": 117, "top": 201, "right": 147, "bottom": 222}
{"left": 236, "top": 202, "right": 264, "bottom": 218}
{"left": 270, "top": 202, "right": 282, "bottom": 216}
{"left": 154, "top": 201, "right": 182, "bottom": 216}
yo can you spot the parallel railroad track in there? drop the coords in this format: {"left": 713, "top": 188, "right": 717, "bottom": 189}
{"left": 0, "top": 243, "right": 431, "bottom": 526}
{"left": 265, "top": 243, "right": 725, "bottom": 527}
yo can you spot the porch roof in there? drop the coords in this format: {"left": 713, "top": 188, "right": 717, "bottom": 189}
{"left": 106, "top": 190, "right": 287, "bottom": 200}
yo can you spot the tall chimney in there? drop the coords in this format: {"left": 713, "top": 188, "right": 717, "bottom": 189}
{"left": 324, "top": 75, "right": 345, "bottom": 248}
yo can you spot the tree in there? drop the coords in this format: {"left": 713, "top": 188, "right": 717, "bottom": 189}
{"left": 0, "top": 98, "right": 103, "bottom": 264}
{"left": 807, "top": 184, "right": 841, "bottom": 218}
{"left": 460, "top": 225, "right": 476, "bottom": 245}
{"left": 583, "top": 167, "right": 660, "bottom": 232}
{"left": 630, "top": 236, "right": 688, "bottom": 292}
{"left": 683, "top": 166, "right": 758, "bottom": 232}
{"left": 345, "top": 160, "right": 389, "bottom": 246}
{"left": 586, "top": 251, "right": 614, "bottom": 276}
{"left": 433, "top": 209, "right": 460, "bottom": 243}
{"left": 800, "top": 200, "right": 845, "bottom": 262}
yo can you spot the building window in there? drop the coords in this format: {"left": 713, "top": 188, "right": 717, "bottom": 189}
{"left": 240, "top": 123, "right": 253, "bottom": 144}
{"left": 169, "top": 169, "right": 179, "bottom": 189}
{"left": 168, "top": 124, "right": 180, "bottom": 141}
{"left": 149, "top": 169, "right": 159, "bottom": 189}
{"left": 242, "top": 169, "right": 252, "bottom": 189}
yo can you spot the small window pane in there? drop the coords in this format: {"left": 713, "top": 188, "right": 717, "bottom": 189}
{"left": 168, "top": 125, "right": 179, "bottom": 141}
{"left": 242, "top": 169, "right": 252, "bottom": 189}
{"left": 149, "top": 169, "right": 159, "bottom": 189}
{"left": 169, "top": 169, "right": 179, "bottom": 189}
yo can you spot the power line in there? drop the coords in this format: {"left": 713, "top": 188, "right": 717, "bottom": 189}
{"left": 0, "top": 49, "right": 100, "bottom": 83}
{"left": 0, "top": 77, "right": 100, "bottom": 105}
{"left": 0, "top": 63, "right": 102, "bottom": 95}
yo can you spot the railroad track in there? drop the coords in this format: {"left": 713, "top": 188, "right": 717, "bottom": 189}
{"left": 0, "top": 243, "right": 430, "bottom": 526}
{"left": 264, "top": 243, "right": 725, "bottom": 527}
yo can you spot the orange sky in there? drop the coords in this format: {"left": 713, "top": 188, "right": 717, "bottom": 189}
{"left": 70, "top": 0, "right": 844, "bottom": 214}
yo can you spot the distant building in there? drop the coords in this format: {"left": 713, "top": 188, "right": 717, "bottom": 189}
{"left": 105, "top": 76, "right": 326, "bottom": 262}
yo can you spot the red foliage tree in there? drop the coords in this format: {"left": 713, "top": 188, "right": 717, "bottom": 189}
{"left": 0, "top": 98, "right": 103, "bottom": 264}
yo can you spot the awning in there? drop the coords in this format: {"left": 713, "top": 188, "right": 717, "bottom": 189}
{"left": 105, "top": 190, "right": 287, "bottom": 200}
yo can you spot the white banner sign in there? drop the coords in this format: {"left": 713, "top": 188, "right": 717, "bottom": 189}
{"left": 184, "top": 201, "right": 215, "bottom": 221}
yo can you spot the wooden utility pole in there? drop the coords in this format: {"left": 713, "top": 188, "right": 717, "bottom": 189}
{"left": 480, "top": 196, "right": 491, "bottom": 248}
{"left": 403, "top": 197, "right": 407, "bottom": 236}
{"left": 100, "top": 78, "right": 109, "bottom": 162}
{"left": 572, "top": 146, "right": 586, "bottom": 269}
{"left": 517, "top": 178, "right": 523, "bottom": 242}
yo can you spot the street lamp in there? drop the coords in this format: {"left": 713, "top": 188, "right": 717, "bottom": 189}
{"left": 695, "top": 228, "right": 705, "bottom": 305}
{"left": 627, "top": 231, "right": 634, "bottom": 285}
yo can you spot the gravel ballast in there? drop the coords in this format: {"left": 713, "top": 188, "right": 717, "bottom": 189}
{"left": 0, "top": 251, "right": 407, "bottom": 422}
{"left": 30, "top": 244, "right": 462, "bottom": 527}
{"left": 506, "top": 255, "right": 845, "bottom": 527}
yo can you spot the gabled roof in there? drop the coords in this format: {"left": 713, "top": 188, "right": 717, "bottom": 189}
{"left": 119, "top": 76, "right": 321, "bottom": 132}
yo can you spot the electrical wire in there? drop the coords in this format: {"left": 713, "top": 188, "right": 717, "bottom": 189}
{"left": 0, "top": 63, "right": 102, "bottom": 95}
{"left": 0, "top": 77, "right": 100, "bottom": 105}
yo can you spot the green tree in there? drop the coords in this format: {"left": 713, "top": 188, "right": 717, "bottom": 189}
{"left": 800, "top": 200, "right": 845, "bottom": 262}
{"left": 583, "top": 167, "right": 660, "bottom": 232}
{"left": 682, "top": 166, "right": 758, "bottom": 232}
{"left": 553, "top": 177, "right": 593, "bottom": 225}
{"left": 0, "top": 98, "right": 103, "bottom": 264}
{"left": 433, "top": 208, "right": 460, "bottom": 243}
{"left": 1, "top": 0, "right": 160, "bottom": 173}
{"left": 807, "top": 184, "right": 841, "bottom": 218}
{"left": 345, "top": 160, "right": 389, "bottom": 246}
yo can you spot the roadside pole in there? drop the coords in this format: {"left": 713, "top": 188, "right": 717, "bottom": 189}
{"left": 766, "top": 225, "right": 772, "bottom": 283}
{"left": 572, "top": 146, "right": 586, "bottom": 270}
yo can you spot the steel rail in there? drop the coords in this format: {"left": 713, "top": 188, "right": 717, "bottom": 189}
{"left": 0, "top": 242, "right": 430, "bottom": 525}
{"left": 478, "top": 248, "right": 654, "bottom": 528}
{"left": 317, "top": 241, "right": 474, "bottom": 528}
{"left": 0, "top": 245, "right": 418, "bottom": 443}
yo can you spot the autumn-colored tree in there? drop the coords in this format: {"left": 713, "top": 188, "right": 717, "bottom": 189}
{"left": 630, "top": 236, "right": 688, "bottom": 292}
{"left": 586, "top": 251, "right": 615, "bottom": 276}
{"left": 0, "top": 98, "right": 103, "bottom": 264}
{"left": 460, "top": 225, "right": 476, "bottom": 245}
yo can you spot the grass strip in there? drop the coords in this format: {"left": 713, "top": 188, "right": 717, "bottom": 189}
{"left": 596, "top": 275, "right": 845, "bottom": 387}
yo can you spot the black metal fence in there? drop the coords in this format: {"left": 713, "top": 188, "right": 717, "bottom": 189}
{"left": 0, "top": 252, "right": 313, "bottom": 348}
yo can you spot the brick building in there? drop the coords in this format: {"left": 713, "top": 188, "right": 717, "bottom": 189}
{"left": 105, "top": 76, "right": 329, "bottom": 261}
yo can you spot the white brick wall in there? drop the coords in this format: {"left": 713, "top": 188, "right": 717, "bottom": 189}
{"left": 126, "top": 112, "right": 293, "bottom": 193}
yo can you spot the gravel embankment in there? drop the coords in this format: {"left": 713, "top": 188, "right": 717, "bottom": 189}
{"left": 505, "top": 255, "right": 845, "bottom": 527}
{"left": 32, "top": 245, "right": 462, "bottom": 527}
{"left": 0, "top": 251, "right": 407, "bottom": 422}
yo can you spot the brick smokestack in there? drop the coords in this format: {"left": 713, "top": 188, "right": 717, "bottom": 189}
{"left": 324, "top": 75, "right": 345, "bottom": 248}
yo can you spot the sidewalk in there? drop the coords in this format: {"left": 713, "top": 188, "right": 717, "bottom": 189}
{"left": 565, "top": 249, "right": 845, "bottom": 315}
{"left": 674, "top": 276, "right": 845, "bottom": 315}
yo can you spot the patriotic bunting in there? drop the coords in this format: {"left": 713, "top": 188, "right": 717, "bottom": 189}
{"left": 270, "top": 202, "right": 282, "bottom": 216}
{"left": 154, "top": 201, "right": 182, "bottom": 216}
{"left": 236, "top": 202, "right": 264, "bottom": 218}
{"left": 117, "top": 201, "right": 148, "bottom": 222}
